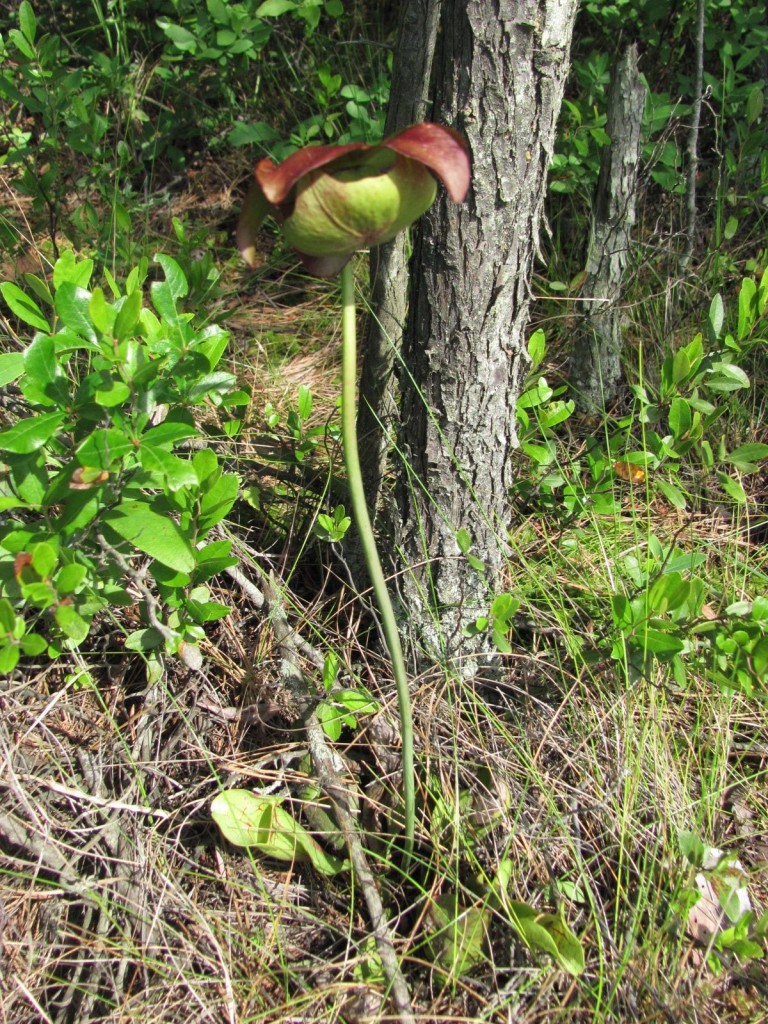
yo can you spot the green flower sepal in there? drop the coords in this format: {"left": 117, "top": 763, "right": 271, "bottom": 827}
{"left": 237, "top": 123, "right": 471, "bottom": 277}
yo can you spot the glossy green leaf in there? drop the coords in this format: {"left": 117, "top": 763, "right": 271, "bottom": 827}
{"left": 138, "top": 446, "right": 198, "bottom": 491}
{"left": 0, "top": 412, "right": 66, "bottom": 454}
{"left": 717, "top": 472, "right": 747, "bottom": 504}
{"left": 0, "top": 352, "right": 24, "bottom": 388}
{"left": 738, "top": 278, "right": 757, "bottom": 341}
{"left": 19, "top": 0, "right": 37, "bottom": 42}
{"left": 0, "top": 281, "right": 51, "bottom": 331}
{"left": 708, "top": 293, "right": 724, "bottom": 342}
{"left": 53, "top": 252, "right": 93, "bottom": 290}
{"left": 724, "top": 443, "right": 768, "bottom": 473}
{"left": 103, "top": 501, "right": 196, "bottom": 572}
{"left": 656, "top": 477, "right": 687, "bottom": 509}
{"left": 54, "top": 282, "right": 98, "bottom": 343}
{"left": 113, "top": 290, "right": 143, "bottom": 341}
{"left": 54, "top": 604, "right": 90, "bottom": 643}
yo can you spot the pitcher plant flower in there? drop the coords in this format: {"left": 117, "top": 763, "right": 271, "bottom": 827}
{"left": 238, "top": 123, "right": 470, "bottom": 863}
{"left": 237, "top": 123, "right": 470, "bottom": 277}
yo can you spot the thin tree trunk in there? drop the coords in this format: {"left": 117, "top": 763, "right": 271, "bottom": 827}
{"left": 570, "top": 43, "right": 645, "bottom": 412}
{"left": 680, "top": 0, "right": 706, "bottom": 274}
{"left": 388, "top": 0, "right": 578, "bottom": 671}
{"left": 357, "top": 0, "right": 441, "bottom": 513}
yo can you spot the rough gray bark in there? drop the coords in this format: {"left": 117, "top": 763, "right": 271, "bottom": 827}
{"left": 570, "top": 43, "right": 645, "bottom": 413}
{"left": 386, "top": 0, "right": 578, "bottom": 670}
{"left": 358, "top": 0, "right": 441, "bottom": 512}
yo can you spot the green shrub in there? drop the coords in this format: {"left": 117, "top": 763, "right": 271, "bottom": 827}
{"left": 0, "top": 252, "right": 246, "bottom": 673}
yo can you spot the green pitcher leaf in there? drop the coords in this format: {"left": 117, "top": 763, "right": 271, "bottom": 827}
{"left": 210, "top": 790, "right": 348, "bottom": 876}
{"left": 506, "top": 899, "right": 585, "bottom": 976}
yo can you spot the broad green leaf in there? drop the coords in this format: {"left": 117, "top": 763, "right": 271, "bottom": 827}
{"left": 0, "top": 599, "right": 16, "bottom": 634}
{"left": 156, "top": 19, "right": 198, "bottom": 51}
{"left": 668, "top": 397, "right": 691, "bottom": 439}
{"left": 708, "top": 293, "right": 724, "bottom": 342}
{"left": 56, "top": 563, "right": 88, "bottom": 594}
{"left": 113, "top": 289, "right": 143, "bottom": 340}
{"left": 53, "top": 252, "right": 93, "bottom": 290}
{"left": 717, "top": 472, "right": 747, "bottom": 504}
{"left": 193, "top": 324, "right": 230, "bottom": 370}
{"left": 228, "top": 122, "right": 281, "bottom": 147}
{"left": 456, "top": 528, "right": 472, "bottom": 554}
{"left": 491, "top": 593, "right": 519, "bottom": 623}
{"left": 76, "top": 429, "right": 134, "bottom": 468}
{"left": 256, "top": 0, "right": 297, "bottom": 15}
{"left": 31, "top": 541, "right": 57, "bottom": 579}
{"left": 738, "top": 278, "right": 757, "bottom": 341}
{"left": 332, "top": 688, "right": 379, "bottom": 715}
{"left": 210, "top": 790, "right": 347, "bottom": 876}
{"left": 706, "top": 361, "right": 750, "bottom": 391}
{"left": 316, "top": 701, "right": 343, "bottom": 741}
{"left": 0, "top": 352, "right": 24, "bottom": 388}
{"left": 19, "top": 0, "right": 37, "bottom": 42}
{"left": 672, "top": 347, "right": 691, "bottom": 385}
{"left": 54, "top": 605, "right": 90, "bottom": 644}
{"left": 154, "top": 254, "right": 188, "bottom": 301}
{"left": 88, "top": 288, "right": 113, "bottom": 334}
{"left": 527, "top": 328, "right": 546, "bottom": 369}
{"left": 0, "top": 281, "right": 50, "bottom": 331}
{"left": 656, "top": 478, "right": 687, "bottom": 510}
{"left": 23, "top": 333, "right": 58, "bottom": 388}
{"left": 94, "top": 377, "right": 131, "bottom": 407}
{"left": 0, "top": 412, "right": 66, "bottom": 454}
{"left": 196, "top": 473, "right": 240, "bottom": 533}
{"left": 124, "top": 627, "right": 165, "bottom": 652}
{"left": 54, "top": 282, "right": 98, "bottom": 343}
{"left": 297, "top": 384, "right": 313, "bottom": 421}
{"left": 21, "top": 632, "right": 46, "bottom": 656}
{"left": 641, "top": 627, "right": 685, "bottom": 655}
{"left": 138, "top": 446, "right": 198, "bottom": 490}
{"left": 724, "top": 443, "right": 768, "bottom": 473}
{"left": 140, "top": 422, "right": 197, "bottom": 448}
{"left": 103, "top": 501, "right": 195, "bottom": 572}
{"left": 0, "top": 645, "right": 20, "bottom": 674}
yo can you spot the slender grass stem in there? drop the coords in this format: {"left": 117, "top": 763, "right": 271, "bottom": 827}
{"left": 340, "top": 262, "right": 414, "bottom": 861}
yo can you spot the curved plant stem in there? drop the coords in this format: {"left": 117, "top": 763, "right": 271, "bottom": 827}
{"left": 340, "top": 262, "right": 414, "bottom": 861}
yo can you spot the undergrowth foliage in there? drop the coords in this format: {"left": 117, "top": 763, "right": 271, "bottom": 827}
{"left": 0, "top": 254, "right": 245, "bottom": 672}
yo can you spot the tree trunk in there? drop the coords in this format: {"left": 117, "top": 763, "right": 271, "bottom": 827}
{"left": 358, "top": 0, "right": 441, "bottom": 514}
{"left": 386, "top": 0, "right": 578, "bottom": 670}
{"left": 569, "top": 44, "right": 645, "bottom": 412}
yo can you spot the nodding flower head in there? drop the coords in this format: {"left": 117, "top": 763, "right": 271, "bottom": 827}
{"left": 237, "top": 123, "right": 471, "bottom": 277}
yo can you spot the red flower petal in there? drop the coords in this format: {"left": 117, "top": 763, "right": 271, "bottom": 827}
{"left": 383, "top": 124, "right": 471, "bottom": 203}
{"left": 255, "top": 143, "right": 371, "bottom": 205}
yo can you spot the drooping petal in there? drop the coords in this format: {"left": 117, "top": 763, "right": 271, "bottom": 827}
{"left": 255, "top": 143, "right": 370, "bottom": 205}
{"left": 383, "top": 124, "right": 471, "bottom": 204}
{"left": 236, "top": 182, "right": 273, "bottom": 267}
